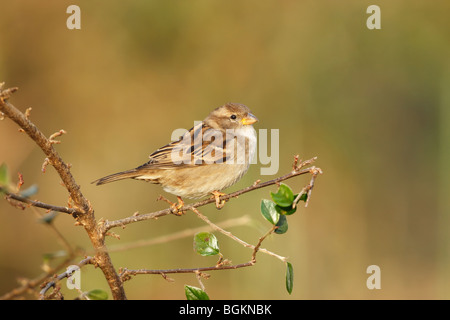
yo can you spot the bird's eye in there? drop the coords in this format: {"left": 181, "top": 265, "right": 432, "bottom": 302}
{"left": 230, "top": 114, "right": 237, "bottom": 120}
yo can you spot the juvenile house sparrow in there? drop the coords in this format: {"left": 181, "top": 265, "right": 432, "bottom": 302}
{"left": 92, "top": 103, "right": 258, "bottom": 210}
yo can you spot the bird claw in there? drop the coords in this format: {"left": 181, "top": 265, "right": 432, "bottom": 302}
{"left": 211, "top": 191, "right": 227, "bottom": 210}
{"left": 158, "top": 195, "right": 185, "bottom": 215}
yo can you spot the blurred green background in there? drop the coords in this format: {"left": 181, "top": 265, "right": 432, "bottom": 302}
{"left": 1, "top": 0, "right": 450, "bottom": 299}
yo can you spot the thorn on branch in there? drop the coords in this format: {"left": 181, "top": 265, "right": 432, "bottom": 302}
{"left": 196, "top": 271, "right": 211, "bottom": 280}
{"left": 0, "top": 84, "right": 18, "bottom": 103}
{"left": 24, "top": 107, "right": 32, "bottom": 120}
{"left": 49, "top": 129, "right": 67, "bottom": 145}
{"left": 292, "top": 155, "right": 300, "bottom": 170}
{"left": 215, "top": 253, "right": 224, "bottom": 266}
{"left": 216, "top": 256, "right": 232, "bottom": 268}
{"left": 293, "top": 156, "right": 318, "bottom": 172}
{"left": 106, "top": 232, "right": 121, "bottom": 240}
{"left": 160, "top": 272, "right": 175, "bottom": 282}
{"left": 41, "top": 158, "right": 50, "bottom": 173}
{"left": 67, "top": 196, "right": 73, "bottom": 208}
{"left": 292, "top": 165, "right": 323, "bottom": 208}
{"left": 118, "top": 268, "right": 133, "bottom": 282}
{"left": 17, "top": 172, "right": 24, "bottom": 191}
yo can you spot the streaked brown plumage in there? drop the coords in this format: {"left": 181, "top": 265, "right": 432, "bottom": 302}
{"left": 92, "top": 103, "right": 258, "bottom": 200}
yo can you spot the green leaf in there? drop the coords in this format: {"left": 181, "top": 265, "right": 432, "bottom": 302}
{"left": 194, "top": 232, "right": 220, "bottom": 256}
{"left": 86, "top": 289, "right": 109, "bottom": 300}
{"left": 271, "top": 183, "right": 294, "bottom": 207}
{"left": 0, "top": 163, "right": 10, "bottom": 186}
{"left": 261, "top": 199, "right": 280, "bottom": 225}
{"left": 275, "top": 192, "right": 307, "bottom": 216}
{"left": 274, "top": 215, "right": 288, "bottom": 234}
{"left": 286, "top": 262, "right": 294, "bottom": 294}
{"left": 184, "top": 285, "right": 210, "bottom": 300}
{"left": 275, "top": 204, "right": 297, "bottom": 216}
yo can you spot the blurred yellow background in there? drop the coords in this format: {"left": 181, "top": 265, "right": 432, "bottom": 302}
{"left": 1, "top": 1, "right": 450, "bottom": 299}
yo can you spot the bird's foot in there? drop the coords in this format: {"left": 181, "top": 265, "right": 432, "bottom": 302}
{"left": 211, "top": 191, "right": 227, "bottom": 209}
{"left": 158, "top": 195, "right": 185, "bottom": 215}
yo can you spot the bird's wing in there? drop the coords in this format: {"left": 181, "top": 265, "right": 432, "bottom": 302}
{"left": 137, "top": 123, "right": 229, "bottom": 170}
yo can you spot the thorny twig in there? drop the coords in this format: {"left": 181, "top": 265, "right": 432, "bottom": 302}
{"left": 38, "top": 256, "right": 93, "bottom": 300}
{"left": 0, "top": 186, "right": 81, "bottom": 215}
{"left": 0, "top": 83, "right": 323, "bottom": 300}
{"left": 101, "top": 158, "right": 322, "bottom": 234}
{"left": 0, "top": 84, "right": 126, "bottom": 300}
{"left": 191, "top": 207, "right": 287, "bottom": 262}
{"left": 119, "top": 223, "right": 279, "bottom": 284}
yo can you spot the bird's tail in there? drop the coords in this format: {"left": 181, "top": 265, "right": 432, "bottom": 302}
{"left": 92, "top": 169, "right": 140, "bottom": 186}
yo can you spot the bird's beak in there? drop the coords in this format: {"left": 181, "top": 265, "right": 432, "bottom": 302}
{"left": 241, "top": 113, "right": 258, "bottom": 126}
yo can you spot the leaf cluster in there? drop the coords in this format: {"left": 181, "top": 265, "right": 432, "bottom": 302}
{"left": 186, "top": 183, "right": 303, "bottom": 299}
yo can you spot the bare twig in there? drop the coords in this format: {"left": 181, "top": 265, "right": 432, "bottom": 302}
{"left": 24, "top": 107, "right": 32, "bottom": 119}
{"left": 118, "top": 216, "right": 278, "bottom": 283}
{"left": 16, "top": 172, "right": 24, "bottom": 191}
{"left": 0, "top": 87, "right": 89, "bottom": 214}
{"left": 102, "top": 160, "right": 321, "bottom": 234}
{"left": 41, "top": 158, "right": 50, "bottom": 173}
{"left": 1, "top": 84, "right": 323, "bottom": 300}
{"left": 117, "top": 158, "right": 323, "bottom": 288}
{"left": 39, "top": 256, "right": 93, "bottom": 300}
{"left": 251, "top": 225, "right": 278, "bottom": 263}
{"left": 293, "top": 166, "right": 323, "bottom": 208}
{"left": 0, "top": 255, "right": 78, "bottom": 300}
{"left": 0, "top": 186, "right": 81, "bottom": 215}
{"left": 119, "top": 262, "right": 255, "bottom": 282}
{"left": 48, "top": 129, "right": 67, "bottom": 145}
{"left": 191, "top": 207, "right": 287, "bottom": 262}
{"left": 105, "top": 215, "right": 252, "bottom": 253}
{"left": 0, "top": 85, "right": 127, "bottom": 300}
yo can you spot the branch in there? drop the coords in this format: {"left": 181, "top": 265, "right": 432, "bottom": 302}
{"left": 1, "top": 83, "right": 323, "bottom": 300}
{"left": 0, "top": 254, "right": 78, "bottom": 300}
{"left": 120, "top": 262, "right": 255, "bottom": 282}
{"left": 105, "top": 215, "right": 252, "bottom": 253}
{"left": 293, "top": 166, "right": 322, "bottom": 208}
{"left": 119, "top": 214, "right": 279, "bottom": 283}
{"left": 0, "top": 84, "right": 90, "bottom": 215}
{"left": 39, "top": 256, "right": 93, "bottom": 300}
{"left": 251, "top": 224, "right": 278, "bottom": 263}
{"left": 102, "top": 159, "right": 322, "bottom": 234}
{"left": 116, "top": 158, "right": 322, "bottom": 287}
{"left": 0, "top": 186, "right": 81, "bottom": 215}
{"left": 0, "top": 84, "right": 127, "bottom": 300}
{"left": 191, "top": 207, "right": 286, "bottom": 262}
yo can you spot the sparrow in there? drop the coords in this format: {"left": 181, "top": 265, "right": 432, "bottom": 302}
{"left": 92, "top": 103, "right": 258, "bottom": 210}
